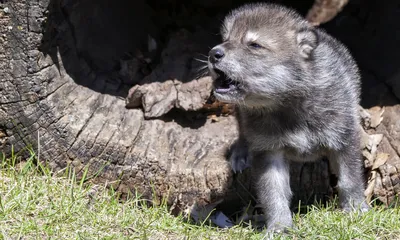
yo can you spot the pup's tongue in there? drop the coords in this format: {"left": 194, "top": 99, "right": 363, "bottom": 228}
{"left": 215, "top": 82, "right": 237, "bottom": 93}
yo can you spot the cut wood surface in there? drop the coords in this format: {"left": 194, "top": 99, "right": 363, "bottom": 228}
{"left": 0, "top": 0, "right": 399, "bottom": 217}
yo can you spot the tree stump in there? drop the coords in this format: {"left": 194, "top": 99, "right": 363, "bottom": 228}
{"left": 0, "top": 0, "right": 399, "bottom": 219}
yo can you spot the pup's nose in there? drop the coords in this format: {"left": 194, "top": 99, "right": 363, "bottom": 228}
{"left": 209, "top": 47, "right": 225, "bottom": 63}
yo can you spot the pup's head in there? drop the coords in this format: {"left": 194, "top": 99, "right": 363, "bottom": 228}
{"left": 208, "top": 3, "right": 318, "bottom": 107}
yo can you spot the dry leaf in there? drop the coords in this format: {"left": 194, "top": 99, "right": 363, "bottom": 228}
{"left": 208, "top": 114, "right": 219, "bottom": 122}
{"left": 0, "top": 130, "right": 6, "bottom": 138}
{"left": 372, "top": 153, "right": 389, "bottom": 170}
{"left": 209, "top": 211, "right": 235, "bottom": 228}
{"left": 186, "top": 199, "right": 223, "bottom": 225}
{"left": 365, "top": 171, "right": 377, "bottom": 203}
{"left": 366, "top": 134, "right": 384, "bottom": 152}
{"left": 369, "top": 106, "right": 385, "bottom": 128}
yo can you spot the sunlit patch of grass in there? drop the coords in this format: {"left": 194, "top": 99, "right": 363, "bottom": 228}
{"left": 0, "top": 147, "right": 399, "bottom": 239}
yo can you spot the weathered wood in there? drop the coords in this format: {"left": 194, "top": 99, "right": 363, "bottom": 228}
{"left": 0, "top": 0, "right": 399, "bottom": 219}
{"left": 126, "top": 29, "right": 216, "bottom": 119}
{"left": 364, "top": 106, "right": 400, "bottom": 205}
{"left": 0, "top": 0, "right": 241, "bottom": 212}
{"left": 306, "top": 0, "right": 349, "bottom": 26}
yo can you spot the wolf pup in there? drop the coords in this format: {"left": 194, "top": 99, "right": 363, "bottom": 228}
{"left": 208, "top": 3, "right": 369, "bottom": 233}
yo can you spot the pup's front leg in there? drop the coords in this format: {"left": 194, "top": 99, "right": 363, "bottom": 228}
{"left": 228, "top": 138, "right": 251, "bottom": 173}
{"left": 252, "top": 151, "right": 293, "bottom": 233}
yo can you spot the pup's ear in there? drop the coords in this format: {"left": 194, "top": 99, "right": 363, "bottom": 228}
{"left": 296, "top": 29, "right": 318, "bottom": 59}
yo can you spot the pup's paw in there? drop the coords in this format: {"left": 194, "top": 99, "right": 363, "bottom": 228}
{"left": 228, "top": 141, "right": 251, "bottom": 174}
{"left": 342, "top": 200, "right": 370, "bottom": 213}
{"left": 264, "top": 218, "right": 294, "bottom": 239}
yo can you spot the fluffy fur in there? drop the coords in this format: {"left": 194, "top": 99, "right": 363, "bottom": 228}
{"left": 208, "top": 3, "right": 369, "bottom": 233}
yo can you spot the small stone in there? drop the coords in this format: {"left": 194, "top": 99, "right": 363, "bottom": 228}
{"left": 7, "top": 26, "right": 13, "bottom": 30}
{"left": 3, "top": 7, "right": 10, "bottom": 13}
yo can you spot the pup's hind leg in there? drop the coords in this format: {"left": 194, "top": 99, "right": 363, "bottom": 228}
{"left": 329, "top": 147, "right": 369, "bottom": 212}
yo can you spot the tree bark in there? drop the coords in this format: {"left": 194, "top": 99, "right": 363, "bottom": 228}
{"left": 306, "top": 0, "right": 349, "bottom": 26}
{"left": 0, "top": 0, "right": 399, "bottom": 218}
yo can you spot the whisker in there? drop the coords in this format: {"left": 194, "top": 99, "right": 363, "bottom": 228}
{"left": 194, "top": 58, "right": 208, "bottom": 63}
{"left": 194, "top": 65, "right": 209, "bottom": 73}
{"left": 194, "top": 52, "right": 209, "bottom": 59}
{"left": 193, "top": 66, "right": 210, "bottom": 79}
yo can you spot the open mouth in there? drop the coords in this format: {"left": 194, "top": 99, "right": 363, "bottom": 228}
{"left": 213, "top": 69, "right": 239, "bottom": 94}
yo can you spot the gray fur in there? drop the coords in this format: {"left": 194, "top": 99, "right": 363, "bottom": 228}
{"left": 208, "top": 3, "right": 369, "bottom": 233}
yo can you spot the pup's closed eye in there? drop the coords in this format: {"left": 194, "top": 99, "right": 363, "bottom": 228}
{"left": 248, "top": 42, "right": 263, "bottom": 49}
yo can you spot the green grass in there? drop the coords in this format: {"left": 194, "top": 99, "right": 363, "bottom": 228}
{"left": 0, "top": 149, "right": 400, "bottom": 240}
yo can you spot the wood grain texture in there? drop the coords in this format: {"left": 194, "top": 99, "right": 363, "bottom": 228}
{"left": 1, "top": 0, "right": 399, "bottom": 215}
